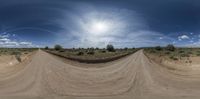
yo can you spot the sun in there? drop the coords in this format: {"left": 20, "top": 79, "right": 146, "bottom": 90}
{"left": 90, "top": 21, "right": 109, "bottom": 35}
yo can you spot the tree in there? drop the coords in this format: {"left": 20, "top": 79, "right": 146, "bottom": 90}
{"left": 54, "top": 44, "right": 63, "bottom": 51}
{"left": 166, "top": 44, "right": 175, "bottom": 51}
{"left": 155, "top": 46, "right": 162, "bottom": 51}
{"left": 106, "top": 44, "right": 115, "bottom": 52}
{"left": 44, "top": 46, "right": 49, "bottom": 50}
{"left": 124, "top": 47, "right": 128, "bottom": 50}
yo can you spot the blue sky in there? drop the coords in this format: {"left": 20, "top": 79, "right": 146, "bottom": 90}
{"left": 0, "top": 0, "right": 200, "bottom": 48}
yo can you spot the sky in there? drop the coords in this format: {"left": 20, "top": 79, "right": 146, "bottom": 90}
{"left": 0, "top": 0, "right": 200, "bottom": 48}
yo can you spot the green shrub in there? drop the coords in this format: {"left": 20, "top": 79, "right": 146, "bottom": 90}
{"left": 180, "top": 53, "right": 189, "bottom": 57}
{"left": 100, "top": 50, "right": 106, "bottom": 53}
{"left": 15, "top": 54, "right": 21, "bottom": 62}
{"left": 59, "top": 50, "right": 65, "bottom": 52}
{"left": 87, "top": 51, "right": 95, "bottom": 55}
{"left": 106, "top": 44, "right": 115, "bottom": 52}
{"left": 187, "top": 51, "right": 193, "bottom": 54}
{"left": 149, "top": 50, "right": 156, "bottom": 53}
{"left": 11, "top": 51, "right": 21, "bottom": 55}
{"left": 124, "top": 47, "right": 128, "bottom": 50}
{"left": 164, "top": 51, "right": 171, "bottom": 54}
{"left": 77, "top": 51, "right": 84, "bottom": 56}
{"left": 54, "top": 44, "right": 63, "bottom": 51}
{"left": 44, "top": 46, "right": 49, "bottom": 50}
{"left": 169, "top": 56, "right": 178, "bottom": 60}
{"left": 11, "top": 51, "right": 22, "bottom": 62}
{"left": 166, "top": 44, "right": 175, "bottom": 51}
{"left": 179, "top": 50, "right": 185, "bottom": 53}
{"left": 155, "top": 46, "right": 162, "bottom": 51}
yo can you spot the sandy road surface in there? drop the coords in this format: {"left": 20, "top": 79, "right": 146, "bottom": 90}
{"left": 1, "top": 50, "right": 200, "bottom": 99}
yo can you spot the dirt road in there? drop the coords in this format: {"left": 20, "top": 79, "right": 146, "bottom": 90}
{"left": 1, "top": 50, "right": 200, "bottom": 99}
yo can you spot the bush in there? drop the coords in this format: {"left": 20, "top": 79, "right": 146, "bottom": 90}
{"left": 106, "top": 44, "right": 115, "bottom": 52}
{"left": 196, "top": 53, "right": 200, "bottom": 56}
{"left": 169, "top": 56, "right": 178, "bottom": 60}
{"left": 164, "top": 51, "right": 170, "bottom": 54}
{"left": 11, "top": 51, "right": 21, "bottom": 55}
{"left": 179, "top": 50, "right": 185, "bottom": 53}
{"left": 54, "top": 44, "right": 63, "bottom": 51}
{"left": 11, "top": 51, "right": 22, "bottom": 62}
{"left": 15, "top": 54, "right": 21, "bottom": 62}
{"left": 155, "top": 46, "right": 162, "bottom": 51}
{"left": 166, "top": 44, "right": 175, "bottom": 51}
{"left": 187, "top": 51, "right": 193, "bottom": 54}
{"left": 124, "top": 47, "right": 128, "bottom": 50}
{"left": 95, "top": 47, "right": 99, "bottom": 50}
{"left": 180, "top": 53, "right": 189, "bottom": 57}
{"left": 149, "top": 50, "right": 156, "bottom": 53}
{"left": 59, "top": 50, "right": 65, "bottom": 52}
{"left": 44, "top": 46, "right": 49, "bottom": 50}
{"left": 101, "top": 50, "right": 106, "bottom": 53}
{"left": 87, "top": 51, "right": 95, "bottom": 55}
{"left": 77, "top": 51, "right": 84, "bottom": 56}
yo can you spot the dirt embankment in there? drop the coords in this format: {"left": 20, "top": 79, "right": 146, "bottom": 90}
{"left": 45, "top": 50, "right": 134, "bottom": 63}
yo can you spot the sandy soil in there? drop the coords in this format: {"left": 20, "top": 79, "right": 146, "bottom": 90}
{"left": 1, "top": 50, "right": 200, "bottom": 99}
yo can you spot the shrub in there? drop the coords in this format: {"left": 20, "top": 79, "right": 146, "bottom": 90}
{"left": 179, "top": 50, "right": 185, "bottom": 53}
{"left": 169, "top": 56, "right": 178, "bottom": 60}
{"left": 149, "top": 50, "right": 156, "bottom": 53}
{"left": 187, "top": 51, "right": 193, "bottom": 54}
{"left": 106, "top": 44, "right": 115, "bottom": 52}
{"left": 59, "top": 50, "right": 65, "bottom": 52}
{"left": 44, "top": 46, "right": 49, "bottom": 50}
{"left": 77, "top": 51, "right": 84, "bottom": 56}
{"left": 15, "top": 54, "right": 21, "bottom": 62}
{"left": 87, "top": 51, "right": 95, "bottom": 55}
{"left": 166, "top": 44, "right": 175, "bottom": 51}
{"left": 101, "top": 50, "right": 106, "bottom": 53}
{"left": 180, "top": 53, "right": 189, "bottom": 57}
{"left": 11, "top": 51, "right": 22, "bottom": 62}
{"left": 11, "top": 51, "right": 21, "bottom": 55}
{"left": 197, "top": 53, "right": 200, "bottom": 56}
{"left": 155, "top": 46, "right": 162, "bottom": 51}
{"left": 95, "top": 47, "right": 99, "bottom": 50}
{"left": 124, "top": 47, "right": 128, "bottom": 50}
{"left": 164, "top": 51, "right": 170, "bottom": 54}
{"left": 54, "top": 44, "right": 63, "bottom": 51}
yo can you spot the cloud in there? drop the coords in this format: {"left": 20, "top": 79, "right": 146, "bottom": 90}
{"left": 55, "top": 4, "right": 174, "bottom": 48}
{"left": 0, "top": 33, "right": 36, "bottom": 48}
{"left": 178, "top": 35, "right": 189, "bottom": 41}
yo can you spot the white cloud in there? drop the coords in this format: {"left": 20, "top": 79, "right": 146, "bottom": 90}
{"left": 0, "top": 33, "right": 35, "bottom": 48}
{"left": 55, "top": 4, "right": 174, "bottom": 48}
{"left": 178, "top": 35, "right": 189, "bottom": 41}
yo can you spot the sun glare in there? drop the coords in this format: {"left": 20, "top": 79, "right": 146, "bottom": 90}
{"left": 90, "top": 21, "right": 109, "bottom": 35}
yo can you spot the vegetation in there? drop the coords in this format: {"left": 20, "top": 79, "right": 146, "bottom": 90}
{"left": 106, "top": 44, "right": 115, "bottom": 52}
{"left": 54, "top": 44, "right": 63, "bottom": 51}
{"left": 144, "top": 44, "right": 200, "bottom": 63}
{"left": 155, "top": 46, "right": 162, "bottom": 51}
{"left": 0, "top": 48, "right": 37, "bottom": 62}
{"left": 44, "top": 46, "right": 49, "bottom": 50}
{"left": 166, "top": 44, "right": 175, "bottom": 51}
{"left": 44, "top": 44, "right": 139, "bottom": 63}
